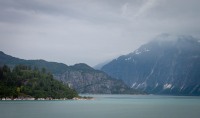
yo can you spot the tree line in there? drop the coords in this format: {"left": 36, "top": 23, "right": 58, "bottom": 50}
{"left": 0, "top": 65, "right": 78, "bottom": 99}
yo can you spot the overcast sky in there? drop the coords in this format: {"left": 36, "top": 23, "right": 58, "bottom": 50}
{"left": 0, "top": 0, "right": 200, "bottom": 66}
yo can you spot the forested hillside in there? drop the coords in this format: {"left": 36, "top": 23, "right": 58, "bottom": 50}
{"left": 0, "top": 65, "right": 78, "bottom": 99}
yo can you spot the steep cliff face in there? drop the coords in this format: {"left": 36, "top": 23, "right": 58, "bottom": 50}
{"left": 102, "top": 35, "right": 200, "bottom": 95}
{"left": 54, "top": 64, "right": 137, "bottom": 94}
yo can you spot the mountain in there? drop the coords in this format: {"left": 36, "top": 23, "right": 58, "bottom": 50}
{"left": 0, "top": 51, "right": 140, "bottom": 94}
{"left": 0, "top": 65, "right": 78, "bottom": 99}
{"left": 54, "top": 63, "right": 140, "bottom": 94}
{"left": 101, "top": 35, "right": 200, "bottom": 95}
{"left": 0, "top": 51, "right": 69, "bottom": 74}
{"left": 93, "top": 60, "right": 111, "bottom": 70}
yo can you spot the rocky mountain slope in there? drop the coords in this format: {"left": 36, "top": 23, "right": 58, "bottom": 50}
{"left": 54, "top": 63, "right": 138, "bottom": 94}
{"left": 102, "top": 35, "right": 200, "bottom": 95}
{"left": 0, "top": 51, "right": 140, "bottom": 94}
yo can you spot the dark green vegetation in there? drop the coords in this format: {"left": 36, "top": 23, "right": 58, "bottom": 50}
{"left": 0, "top": 65, "right": 78, "bottom": 99}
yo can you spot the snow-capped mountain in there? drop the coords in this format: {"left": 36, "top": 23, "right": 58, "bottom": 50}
{"left": 102, "top": 35, "right": 200, "bottom": 95}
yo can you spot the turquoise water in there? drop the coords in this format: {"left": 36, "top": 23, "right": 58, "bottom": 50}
{"left": 0, "top": 95, "right": 200, "bottom": 118}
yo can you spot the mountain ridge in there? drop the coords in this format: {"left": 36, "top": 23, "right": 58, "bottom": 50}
{"left": 0, "top": 51, "right": 141, "bottom": 94}
{"left": 102, "top": 35, "right": 200, "bottom": 95}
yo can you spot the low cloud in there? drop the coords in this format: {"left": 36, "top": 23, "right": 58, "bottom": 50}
{"left": 0, "top": 0, "right": 200, "bottom": 66}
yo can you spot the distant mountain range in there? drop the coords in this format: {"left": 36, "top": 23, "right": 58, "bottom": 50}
{"left": 0, "top": 51, "right": 140, "bottom": 94}
{"left": 93, "top": 60, "right": 111, "bottom": 70}
{"left": 102, "top": 35, "right": 200, "bottom": 95}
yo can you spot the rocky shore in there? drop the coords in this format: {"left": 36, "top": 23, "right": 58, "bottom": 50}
{"left": 0, "top": 96, "right": 93, "bottom": 101}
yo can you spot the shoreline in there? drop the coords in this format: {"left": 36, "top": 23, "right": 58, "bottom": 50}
{"left": 0, "top": 96, "right": 94, "bottom": 101}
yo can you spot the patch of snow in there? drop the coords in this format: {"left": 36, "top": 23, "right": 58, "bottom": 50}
{"left": 144, "top": 48, "right": 150, "bottom": 52}
{"left": 131, "top": 82, "right": 137, "bottom": 88}
{"left": 136, "top": 82, "right": 146, "bottom": 89}
{"left": 171, "top": 86, "right": 175, "bottom": 90}
{"left": 145, "top": 65, "right": 155, "bottom": 81}
{"left": 125, "top": 57, "right": 132, "bottom": 61}
{"left": 149, "top": 68, "right": 154, "bottom": 76}
{"left": 163, "top": 84, "right": 172, "bottom": 89}
{"left": 135, "top": 82, "right": 147, "bottom": 89}
{"left": 155, "top": 83, "right": 158, "bottom": 87}
{"left": 134, "top": 48, "right": 150, "bottom": 55}
{"left": 180, "top": 85, "right": 184, "bottom": 90}
{"left": 135, "top": 50, "right": 141, "bottom": 54}
{"left": 190, "top": 85, "right": 199, "bottom": 94}
{"left": 136, "top": 83, "right": 141, "bottom": 89}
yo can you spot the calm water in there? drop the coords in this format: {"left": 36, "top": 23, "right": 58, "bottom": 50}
{"left": 0, "top": 95, "right": 200, "bottom": 118}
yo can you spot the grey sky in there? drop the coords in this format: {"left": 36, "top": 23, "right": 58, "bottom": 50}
{"left": 0, "top": 0, "right": 200, "bottom": 66}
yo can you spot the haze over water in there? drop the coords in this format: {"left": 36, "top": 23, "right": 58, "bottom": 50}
{"left": 0, "top": 95, "right": 200, "bottom": 118}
